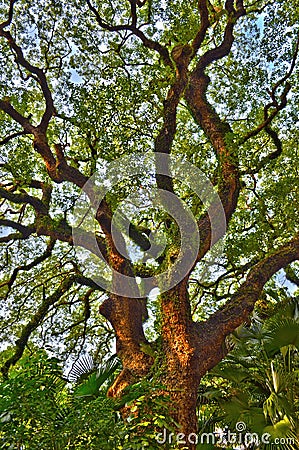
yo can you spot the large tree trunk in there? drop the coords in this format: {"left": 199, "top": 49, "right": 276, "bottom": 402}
{"left": 160, "top": 279, "right": 201, "bottom": 447}
{"left": 100, "top": 272, "right": 233, "bottom": 449}
{"left": 159, "top": 279, "right": 228, "bottom": 449}
{"left": 101, "top": 276, "right": 212, "bottom": 449}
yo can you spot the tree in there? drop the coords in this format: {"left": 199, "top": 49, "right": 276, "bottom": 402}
{"left": 0, "top": 0, "right": 299, "bottom": 447}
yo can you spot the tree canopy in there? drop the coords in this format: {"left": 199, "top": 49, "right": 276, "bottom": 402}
{"left": 0, "top": 0, "right": 299, "bottom": 448}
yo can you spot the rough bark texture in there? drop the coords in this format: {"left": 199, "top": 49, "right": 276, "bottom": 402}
{"left": 1, "top": 2, "right": 298, "bottom": 449}
{"left": 155, "top": 236, "right": 299, "bottom": 449}
{"left": 160, "top": 279, "right": 201, "bottom": 443}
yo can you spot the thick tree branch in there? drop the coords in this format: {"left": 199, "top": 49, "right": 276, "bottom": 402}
{"left": 0, "top": 130, "right": 29, "bottom": 145}
{"left": 129, "top": 0, "right": 138, "bottom": 27}
{"left": 205, "top": 235, "right": 299, "bottom": 340}
{"left": 0, "top": 218, "right": 34, "bottom": 236}
{"left": 154, "top": 44, "right": 192, "bottom": 192}
{"left": 185, "top": 77, "right": 239, "bottom": 261}
{"left": 128, "top": 222, "right": 151, "bottom": 251}
{"left": 29, "top": 180, "right": 53, "bottom": 210}
{"left": 0, "top": 17, "right": 91, "bottom": 186}
{"left": 0, "top": 0, "right": 16, "bottom": 30}
{"left": 53, "top": 144, "right": 89, "bottom": 187}
{"left": 184, "top": 3, "right": 247, "bottom": 262}
{"left": 195, "top": 0, "right": 246, "bottom": 72}
{"left": 193, "top": 236, "right": 299, "bottom": 375}
{"left": 76, "top": 275, "right": 106, "bottom": 291}
{"left": 0, "top": 99, "right": 59, "bottom": 177}
{"left": 0, "top": 232, "right": 22, "bottom": 243}
{"left": 100, "top": 293, "right": 153, "bottom": 397}
{"left": 0, "top": 100, "right": 36, "bottom": 133}
{"left": 192, "top": 0, "right": 210, "bottom": 54}
{"left": 152, "top": 1, "right": 245, "bottom": 263}
{"left": 0, "top": 184, "right": 110, "bottom": 257}
{"left": 0, "top": 227, "right": 35, "bottom": 243}
{"left": 0, "top": 185, "right": 48, "bottom": 215}
{"left": 0, "top": 99, "right": 88, "bottom": 185}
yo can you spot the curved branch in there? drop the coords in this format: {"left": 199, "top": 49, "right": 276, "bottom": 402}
{"left": 0, "top": 100, "right": 88, "bottom": 185}
{"left": 0, "top": 180, "right": 114, "bottom": 263}
{"left": 0, "top": 100, "right": 59, "bottom": 176}
{"left": 0, "top": 27, "right": 55, "bottom": 132}
{"left": 1, "top": 275, "right": 78, "bottom": 377}
{"left": 0, "top": 0, "right": 17, "bottom": 30}
{"left": 0, "top": 185, "right": 48, "bottom": 215}
{"left": 184, "top": 3, "right": 247, "bottom": 260}
{"left": 185, "top": 75, "right": 240, "bottom": 261}
{"left": 194, "top": 235, "right": 299, "bottom": 373}
{"left": 240, "top": 32, "right": 298, "bottom": 145}
{"left": 0, "top": 218, "right": 34, "bottom": 236}
{"left": 206, "top": 235, "right": 299, "bottom": 338}
{"left": 0, "top": 228, "right": 35, "bottom": 243}
{"left": 240, "top": 82, "right": 291, "bottom": 144}
{"left": 0, "top": 20, "right": 90, "bottom": 186}
{"left": 195, "top": 0, "right": 246, "bottom": 72}
{"left": 191, "top": 0, "right": 210, "bottom": 54}
{"left": 0, "top": 130, "right": 29, "bottom": 145}
{"left": 245, "top": 125, "right": 283, "bottom": 175}
{"left": 0, "top": 99, "right": 36, "bottom": 133}
{"left": 0, "top": 238, "right": 55, "bottom": 298}
{"left": 86, "top": 0, "right": 172, "bottom": 67}
{"left": 155, "top": 44, "right": 192, "bottom": 192}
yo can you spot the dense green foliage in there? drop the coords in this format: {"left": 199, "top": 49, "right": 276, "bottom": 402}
{"left": 201, "top": 298, "right": 299, "bottom": 449}
{"left": 0, "top": 351, "right": 176, "bottom": 449}
{"left": 0, "top": 0, "right": 299, "bottom": 448}
{"left": 1, "top": 299, "right": 298, "bottom": 449}
{"left": 0, "top": 0, "right": 298, "bottom": 365}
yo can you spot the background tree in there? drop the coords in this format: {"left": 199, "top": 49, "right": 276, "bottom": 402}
{"left": 0, "top": 0, "right": 299, "bottom": 448}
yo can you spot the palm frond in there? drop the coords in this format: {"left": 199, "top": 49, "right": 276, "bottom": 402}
{"left": 67, "top": 354, "right": 95, "bottom": 383}
{"left": 264, "top": 318, "right": 299, "bottom": 355}
{"left": 74, "top": 355, "right": 120, "bottom": 398}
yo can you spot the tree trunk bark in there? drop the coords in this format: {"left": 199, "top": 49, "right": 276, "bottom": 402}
{"left": 100, "top": 274, "right": 228, "bottom": 449}
{"left": 99, "top": 294, "right": 153, "bottom": 397}
{"left": 160, "top": 278, "right": 202, "bottom": 449}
